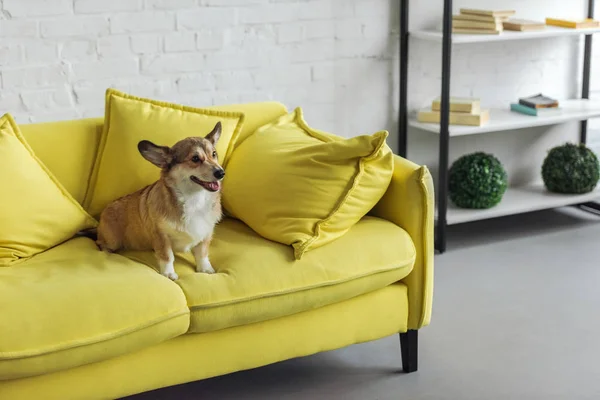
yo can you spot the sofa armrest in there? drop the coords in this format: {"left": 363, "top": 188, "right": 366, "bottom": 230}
{"left": 371, "top": 155, "right": 434, "bottom": 330}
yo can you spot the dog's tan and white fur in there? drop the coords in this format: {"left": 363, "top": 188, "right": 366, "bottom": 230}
{"left": 96, "top": 122, "right": 225, "bottom": 280}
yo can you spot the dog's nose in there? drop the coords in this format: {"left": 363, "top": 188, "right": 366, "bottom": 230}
{"left": 213, "top": 169, "right": 225, "bottom": 180}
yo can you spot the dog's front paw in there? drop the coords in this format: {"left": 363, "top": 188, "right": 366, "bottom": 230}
{"left": 162, "top": 270, "right": 179, "bottom": 280}
{"left": 159, "top": 260, "right": 178, "bottom": 280}
{"left": 197, "top": 258, "right": 215, "bottom": 274}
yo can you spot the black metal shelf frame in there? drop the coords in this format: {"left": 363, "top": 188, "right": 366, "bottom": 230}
{"left": 398, "top": 0, "right": 598, "bottom": 253}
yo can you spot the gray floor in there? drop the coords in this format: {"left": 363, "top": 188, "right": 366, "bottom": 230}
{"left": 126, "top": 207, "right": 600, "bottom": 400}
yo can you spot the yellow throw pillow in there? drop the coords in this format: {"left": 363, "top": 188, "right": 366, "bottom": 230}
{"left": 222, "top": 107, "right": 394, "bottom": 260}
{"left": 84, "top": 89, "right": 245, "bottom": 217}
{"left": 0, "top": 114, "right": 97, "bottom": 266}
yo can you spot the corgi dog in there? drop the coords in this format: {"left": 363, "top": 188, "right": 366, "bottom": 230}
{"left": 95, "top": 122, "right": 225, "bottom": 280}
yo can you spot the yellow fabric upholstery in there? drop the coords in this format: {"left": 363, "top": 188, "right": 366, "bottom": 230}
{"left": 223, "top": 107, "right": 394, "bottom": 259}
{"left": 208, "top": 101, "right": 288, "bottom": 149}
{"left": 0, "top": 101, "right": 433, "bottom": 399}
{"left": 371, "top": 155, "right": 435, "bottom": 329}
{"left": 0, "top": 114, "right": 97, "bottom": 266}
{"left": 84, "top": 89, "right": 245, "bottom": 217}
{"left": 124, "top": 216, "right": 414, "bottom": 333}
{"left": 0, "top": 284, "right": 408, "bottom": 400}
{"left": 0, "top": 237, "right": 190, "bottom": 380}
{"left": 19, "top": 118, "right": 103, "bottom": 204}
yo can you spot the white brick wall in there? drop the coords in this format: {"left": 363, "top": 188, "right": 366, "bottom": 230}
{"left": 1, "top": 0, "right": 596, "bottom": 155}
{"left": 0, "top": 0, "right": 396, "bottom": 139}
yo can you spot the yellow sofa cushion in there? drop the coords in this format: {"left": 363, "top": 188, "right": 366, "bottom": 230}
{"left": 0, "top": 114, "right": 97, "bottom": 266}
{"left": 125, "top": 216, "right": 414, "bottom": 333}
{"left": 0, "top": 237, "right": 189, "bottom": 380}
{"left": 84, "top": 89, "right": 245, "bottom": 217}
{"left": 20, "top": 118, "right": 104, "bottom": 205}
{"left": 222, "top": 107, "right": 394, "bottom": 259}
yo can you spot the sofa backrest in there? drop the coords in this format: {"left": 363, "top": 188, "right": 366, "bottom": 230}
{"left": 19, "top": 101, "right": 289, "bottom": 206}
{"left": 208, "top": 101, "right": 288, "bottom": 150}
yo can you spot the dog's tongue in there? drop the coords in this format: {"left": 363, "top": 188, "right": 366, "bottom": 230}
{"left": 206, "top": 182, "right": 220, "bottom": 191}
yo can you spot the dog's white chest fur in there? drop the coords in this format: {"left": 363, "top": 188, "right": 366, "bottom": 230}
{"left": 164, "top": 190, "right": 219, "bottom": 252}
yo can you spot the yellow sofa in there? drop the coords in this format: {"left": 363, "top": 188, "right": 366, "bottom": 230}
{"left": 0, "top": 101, "right": 434, "bottom": 400}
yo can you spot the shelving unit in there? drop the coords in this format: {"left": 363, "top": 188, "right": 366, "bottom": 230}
{"left": 398, "top": 0, "right": 600, "bottom": 253}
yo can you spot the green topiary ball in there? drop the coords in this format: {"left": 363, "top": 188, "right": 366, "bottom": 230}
{"left": 541, "top": 142, "right": 600, "bottom": 194}
{"left": 449, "top": 152, "right": 508, "bottom": 209}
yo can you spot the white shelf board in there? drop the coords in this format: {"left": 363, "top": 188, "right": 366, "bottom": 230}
{"left": 409, "top": 99, "right": 600, "bottom": 137}
{"left": 439, "top": 183, "right": 600, "bottom": 225}
{"left": 411, "top": 26, "right": 600, "bottom": 44}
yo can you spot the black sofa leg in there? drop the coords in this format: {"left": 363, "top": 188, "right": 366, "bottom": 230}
{"left": 399, "top": 330, "right": 418, "bottom": 373}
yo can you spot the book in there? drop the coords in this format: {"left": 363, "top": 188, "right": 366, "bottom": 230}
{"left": 545, "top": 18, "right": 600, "bottom": 29}
{"left": 452, "top": 27, "right": 502, "bottom": 35}
{"left": 510, "top": 103, "right": 561, "bottom": 116}
{"left": 432, "top": 97, "right": 481, "bottom": 113}
{"left": 453, "top": 19, "right": 503, "bottom": 31}
{"left": 503, "top": 18, "right": 546, "bottom": 31}
{"left": 417, "top": 109, "right": 490, "bottom": 126}
{"left": 460, "top": 8, "right": 516, "bottom": 18}
{"left": 453, "top": 13, "right": 505, "bottom": 23}
{"left": 518, "top": 94, "right": 559, "bottom": 109}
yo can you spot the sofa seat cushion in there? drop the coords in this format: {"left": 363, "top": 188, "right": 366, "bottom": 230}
{"left": 125, "top": 216, "right": 415, "bottom": 334}
{"left": 0, "top": 238, "right": 190, "bottom": 381}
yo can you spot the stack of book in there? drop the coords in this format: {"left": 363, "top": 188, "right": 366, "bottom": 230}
{"left": 417, "top": 97, "right": 490, "bottom": 126}
{"left": 510, "top": 94, "right": 560, "bottom": 116}
{"left": 452, "top": 8, "right": 516, "bottom": 35}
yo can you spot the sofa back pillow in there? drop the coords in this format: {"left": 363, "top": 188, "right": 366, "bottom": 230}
{"left": 83, "top": 89, "right": 245, "bottom": 217}
{"left": 0, "top": 114, "right": 97, "bottom": 266}
{"left": 222, "top": 107, "right": 394, "bottom": 260}
{"left": 20, "top": 118, "right": 104, "bottom": 204}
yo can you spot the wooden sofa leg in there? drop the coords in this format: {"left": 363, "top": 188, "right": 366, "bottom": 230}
{"left": 399, "top": 330, "right": 418, "bottom": 373}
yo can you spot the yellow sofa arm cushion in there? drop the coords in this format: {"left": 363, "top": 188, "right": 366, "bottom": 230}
{"left": 371, "top": 155, "right": 434, "bottom": 329}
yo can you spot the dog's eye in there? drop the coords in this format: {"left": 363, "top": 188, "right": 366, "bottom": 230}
{"left": 191, "top": 155, "right": 202, "bottom": 163}
{"left": 212, "top": 151, "right": 217, "bottom": 158}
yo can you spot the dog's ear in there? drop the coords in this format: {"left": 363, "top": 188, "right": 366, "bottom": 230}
{"left": 205, "top": 122, "right": 222, "bottom": 146}
{"left": 138, "top": 140, "right": 172, "bottom": 168}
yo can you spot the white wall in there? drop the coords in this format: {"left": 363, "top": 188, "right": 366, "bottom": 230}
{"left": 1, "top": 0, "right": 598, "bottom": 164}
{"left": 0, "top": 0, "right": 398, "bottom": 141}
{"left": 407, "top": 0, "right": 600, "bottom": 185}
